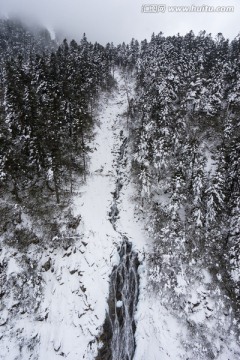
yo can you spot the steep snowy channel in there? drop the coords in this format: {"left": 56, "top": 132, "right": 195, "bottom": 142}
{"left": 35, "top": 72, "right": 140, "bottom": 360}
{"left": 96, "top": 133, "right": 140, "bottom": 360}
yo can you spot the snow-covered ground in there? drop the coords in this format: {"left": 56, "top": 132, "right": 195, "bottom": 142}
{"left": 35, "top": 73, "right": 131, "bottom": 359}
{"left": 1, "top": 72, "right": 240, "bottom": 360}
{"left": 0, "top": 71, "right": 145, "bottom": 360}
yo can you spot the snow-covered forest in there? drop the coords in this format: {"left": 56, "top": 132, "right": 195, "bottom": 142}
{"left": 0, "top": 19, "right": 240, "bottom": 359}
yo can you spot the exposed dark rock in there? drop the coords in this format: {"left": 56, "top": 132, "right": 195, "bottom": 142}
{"left": 69, "top": 269, "right": 77, "bottom": 275}
{"left": 42, "top": 258, "right": 51, "bottom": 272}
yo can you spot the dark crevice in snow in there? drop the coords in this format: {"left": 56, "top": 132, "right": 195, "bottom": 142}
{"left": 96, "top": 133, "right": 140, "bottom": 360}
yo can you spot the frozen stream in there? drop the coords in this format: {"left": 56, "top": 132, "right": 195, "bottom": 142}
{"left": 96, "top": 133, "right": 140, "bottom": 360}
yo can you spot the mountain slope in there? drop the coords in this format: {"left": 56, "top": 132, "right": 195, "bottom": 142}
{"left": 1, "top": 72, "right": 240, "bottom": 360}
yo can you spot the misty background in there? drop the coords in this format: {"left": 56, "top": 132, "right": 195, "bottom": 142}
{"left": 0, "top": 0, "right": 239, "bottom": 45}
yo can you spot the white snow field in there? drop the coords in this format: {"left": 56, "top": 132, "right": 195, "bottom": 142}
{"left": 1, "top": 72, "right": 240, "bottom": 360}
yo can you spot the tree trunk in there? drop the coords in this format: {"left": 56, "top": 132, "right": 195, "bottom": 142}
{"left": 53, "top": 172, "right": 60, "bottom": 204}
{"left": 81, "top": 133, "right": 86, "bottom": 181}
